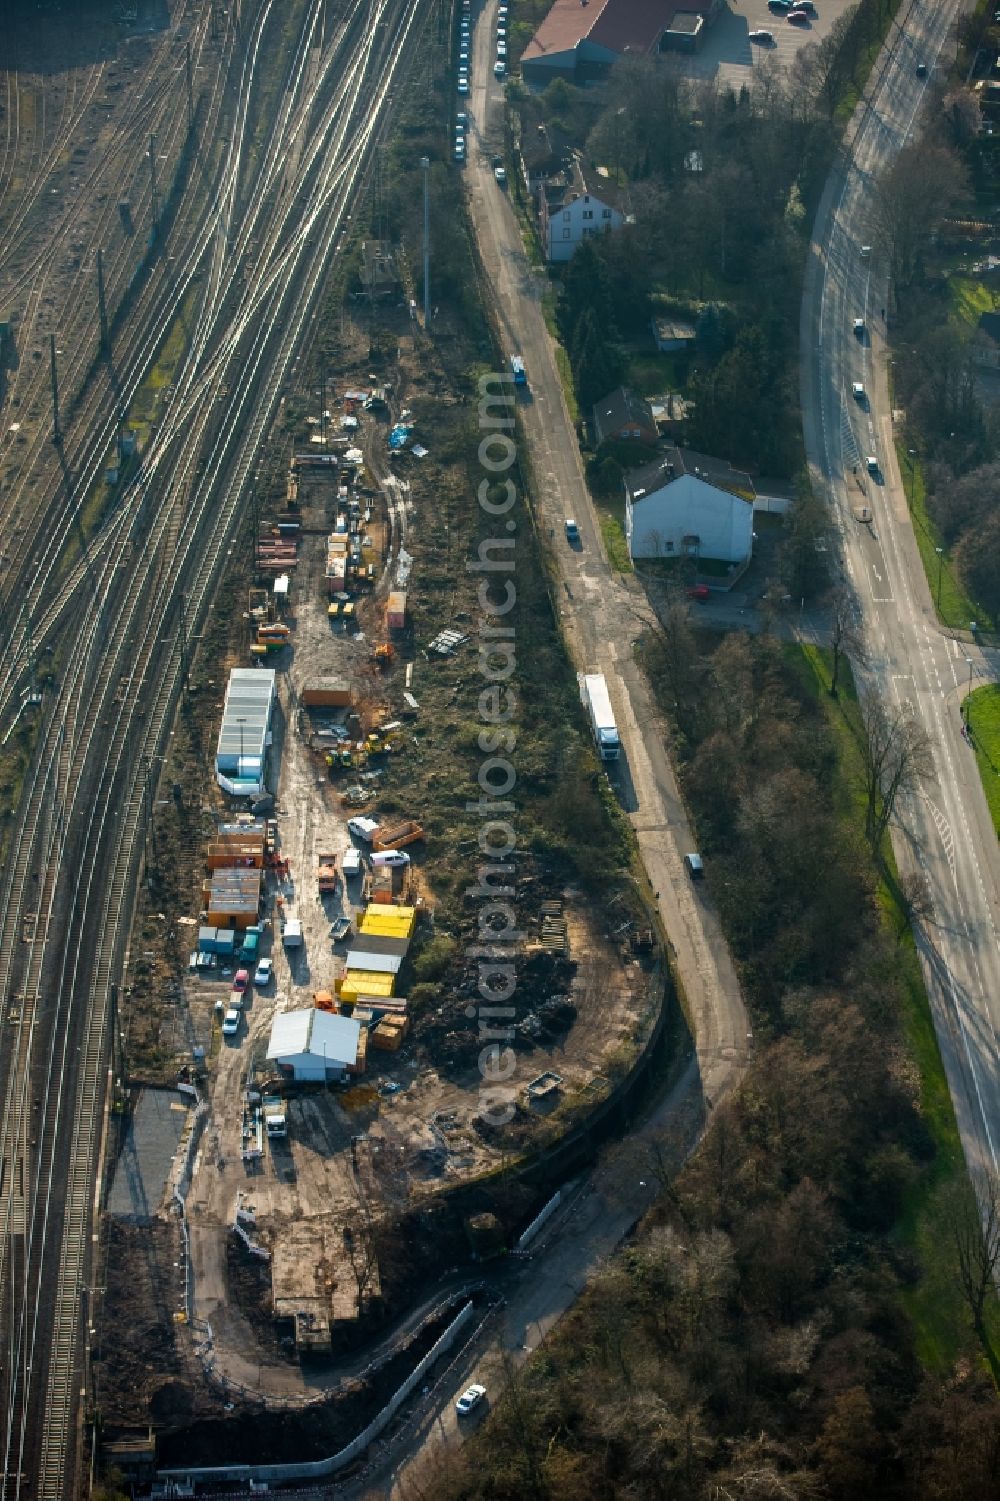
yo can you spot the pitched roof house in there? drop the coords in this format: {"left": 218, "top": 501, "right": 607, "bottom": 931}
{"left": 624, "top": 447, "right": 755, "bottom": 564}
{"left": 593, "top": 386, "right": 658, "bottom": 447}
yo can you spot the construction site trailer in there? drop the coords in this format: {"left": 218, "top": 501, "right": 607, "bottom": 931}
{"left": 340, "top": 970, "right": 395, "bottom": 1003}
{"left": 215, "top": 667, "right": 277, "bottom": 797}
{"left": 358, "top": 906, "right": 417, "bottom": 940}
{"left": 386, "top": 591, "right": 407, "bottom": 631}
{"left": 301, "top": 678, "right": 352, "bottom": 708}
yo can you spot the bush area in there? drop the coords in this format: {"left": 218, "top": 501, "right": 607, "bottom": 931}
{"left": 411, "top": 625, "right": 1000, "bottom": 1500}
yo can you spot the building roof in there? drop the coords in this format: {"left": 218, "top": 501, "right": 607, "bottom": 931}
{"left": 347, "top": 933, "right": 411, "bottom": 958}
{"left": 523, "top": 0, "right": 676, "bottom": 64}
{"left": 345, "top": 949, "right": 403, "bottom": 975}
{"left": 665, "top": 11, "right": 702, "bottom": 32}
{"left": 978, "top": 311, "right": 1000, "bottom": 344}
{"left": 546, "top": 154, "right": 628, "bottom": 216}
{"left": 593, "top": 386, "right": 656, "bottom": 444}
{"left": 625, "top": 445, "right": 755, "bottom": 504}
{"left": 217, "top": 668, "right": 276, "bottom": 775}
{"left": 267, "top": 1007, "right": 361, "bottom": 1067}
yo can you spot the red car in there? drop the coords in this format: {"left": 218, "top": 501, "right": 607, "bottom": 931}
{"left": 787, "top": 8, "right": 810, "bottom": 20}
{"left": 232, "top": 968, "right": 250, "bottom": 992}
{"left": 687, "top": 584, "right": 710, "bottom": 602}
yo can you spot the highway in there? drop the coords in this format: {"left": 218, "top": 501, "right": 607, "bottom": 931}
{"left": 0, "top": 1, "right": 431, "bottom": 1494}
{"left": 802, "top": 2, "right": 1000, "bottom": 1186}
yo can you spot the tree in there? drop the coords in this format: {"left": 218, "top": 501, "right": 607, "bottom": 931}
{"left": 828, "top": 587, "right": 865, "bottom": 697}
{"left": 858, "top": 691, "right": 933, "bottom": 855}
{"left": 951, "top": 1171, "right": 1000, "bottom": 1353}
{"left": 780, "top": 483, "right": 834, "bottom": 601}
{"left": 873, "top": 143, "right": 970, "bottom": 293}
{"left": 956, "top": 507, "right": 1000, "bottom": 616}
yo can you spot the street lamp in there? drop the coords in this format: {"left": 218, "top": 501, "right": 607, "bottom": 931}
{"left": 935, "top": 546, "right": 944, "bottom": 608}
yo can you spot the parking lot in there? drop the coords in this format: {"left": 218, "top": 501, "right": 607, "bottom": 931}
{"left": 674, "top": 0, "right": 855, "bottom": 88}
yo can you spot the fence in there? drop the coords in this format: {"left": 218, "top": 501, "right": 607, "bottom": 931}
{"left": 156, "top": 1299, "right": 476, "bottom": 1488}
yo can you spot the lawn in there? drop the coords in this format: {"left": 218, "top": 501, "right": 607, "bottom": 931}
{"left": 967, "top": 682, "right": 1000, "bottom": 837}
{"left": 792, "top": 644, "right": 988, "bottom": 1368}
{"left": 948, "top": 273, "right": 994, "bottom": 329}
{"left": 896, "top": 444, "right": 996, "bottom": 632}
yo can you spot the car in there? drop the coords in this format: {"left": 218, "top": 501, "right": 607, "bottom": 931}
{"left": 787, "top": 9, "right": 810, "bottom": 22}
{"left": 565, "top": 518, "right": 580, "bottom": 541}
{"left": 749, "top": 29, "right": 775, "bottom": 42}
{"left": 684, "top": 853, "right": 704, "bottom": 880}
{"left": 456, "top": 1384, "right": 487, "bottom": 1416}
{"left": 253, "top": 958, "right": 273, "bottom": 987}
{"left": 454, "top": 141, "right": 466, "bottom": 161}
{"left": 458, "top": 78, "right": 469, "bottom": 93}
{"left": 687, "top": 583, "right": 711, "bottom": 602}
{"left": 494, "top": 164, "right": 506, "bottom": 184}
{"left": 795, "top": 0, "right": 817, "bottom": 10}
{"left": 853, "top": 504, "right": 872, "bottom": 523}
{"left": 456, "top": 110, "right": 468, "bottom": 126}
{"left": 497, "top": 22, "right": 507, "bottom": 37}
{"left": 496, "top": 39, "right": 507, "bottom": 55}
{"left": 233, "top": 968, "right": 250, "bottom": 992}
{"left": 347, "top": 815, "right": 379, "bottom": 842}
{"left": 866, "top": 455, "right": 879, "bottom": 475}
{"left": 222, "top": 1008, "right": 241, "bottom": 1036}
{"left": 860, "top": 243, "right": 871, "bottom": 257}
{"left": 371, "top": 849, "right": 411, "bottom": 868}
{"left": 767, "top": 0, "right": 792, "bottom": 11}
{"left": 330, "top": 917, "right": 353, "bottom": 943}
{"left": 852, "top": 381, "right": 866, "bottom": 401}
{"left": 341, "top": 848, "right": 363, "bottom": 879}
{"left": 916, "top": 61, "right": 928, "bottom": 77}
{"left": 853, "top": 317, "right": 865, "bottom": 335}
{"left": 494, "top": 59, "right": 506, "bottom": 77}
{"left": 459, "top": 47, "right": 469, "bottom": 63}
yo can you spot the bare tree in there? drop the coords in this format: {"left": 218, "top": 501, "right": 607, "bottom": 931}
{"left": 952, "top": 1171, "right": 1000, "bottom": 1352}
{"left": 872, "top": 143, "right": 970, "bottom": 294}
{"left": 828, "top": 587, "right": 865, "bottom": 698}
{"left": 858, "top": 692, "right": 933, "bottom": 854}
{"left": 895, "top": 868, "right": 934, "bottom": 942}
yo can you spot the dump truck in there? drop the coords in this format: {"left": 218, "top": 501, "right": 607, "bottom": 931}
{"left": 318, "top": 852, "right": 338, "bottom": 894}
{"left": 373, "top": 820, "right": 424, "bottom": 852}
{"left": 580, "top": 672, "right": 621, "bottom": 762}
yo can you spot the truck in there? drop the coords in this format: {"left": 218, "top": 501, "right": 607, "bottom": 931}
{"left": 317, "top": 852, "right": 338, "bottom": 894}
{"left": 580, "top": 672, "right": 621, "bottom": 762}
{"left": 510, "top": 354, "right": 526, "bottom": 386}
{"left": 263, "top": 1096, "right": 287, "bottom": 1138}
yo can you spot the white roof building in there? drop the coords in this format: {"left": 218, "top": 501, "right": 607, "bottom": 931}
{"left": 215, "top": 667, "right": 276, "bottom": 798}
{"left": 624, "top": 448, "right": 755, "bottom": 565}
{"left": 344, "top": 949, "right": 403, "bottom": 975}
{"left": 266, "top": 1008, "right": 362, "bottom": 1082}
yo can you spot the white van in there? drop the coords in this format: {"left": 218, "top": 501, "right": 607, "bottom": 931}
{"left": 341, "top": 848, "right": 363, "bottom": 879}
{"left": 371, "top": 850, "right": 411, "bottom": 868}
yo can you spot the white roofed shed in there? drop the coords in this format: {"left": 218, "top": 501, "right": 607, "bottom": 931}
{"left": 266, "top": 1008, "right": 362, "bottom": 1082}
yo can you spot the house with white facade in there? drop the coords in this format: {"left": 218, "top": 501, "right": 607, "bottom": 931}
{"left": 624, "top": 447, "right": 755, "bottom": 565}
{"left": 539, "top": 159, "right": 625, "bottom": 263}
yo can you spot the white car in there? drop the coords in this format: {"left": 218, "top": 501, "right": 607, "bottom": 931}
{"left": 222, "top": 1008, "right": 241, "bottom": 1036}
{"left": 496, "top": 40, "right": 507, "bottom": 56}
{"left": 494, "top": 59, "right": 506, "bottom": 77}
{"left": 253, "top": 958, "right": 273, "bottom": 987}
{"left": 458, "top": 78, "right": 469, "bottom": 94}
{"left": 860, "top": 243, "right": 871, "bottom": 257}
{"left": 494, "top": 164, "right": 507, "bottom": 184}
{"left": 866, "top": 455, "right": 879, "bottom": 475}
{"left": 341, "top": 848, "right": 363, "bottom": 878}
{"left": 347, "top": 816, "right": 379, "bottom": 842}
{"left": 455, "top": 141, "right": 466, "bottom": 161}
{"left": 748, "top": 28, "right": 774, "bottom": 42}
{"left": 853, "top": 317, "right": 865, "bottom": 335}
{"left": 371, "top": 849, "right": 411, "bottom": 868}
{"left": 852, "top": 381, "right": 866, "bottom": 401}
{"left": 456, "top": 1384, "right": 486, "bottom": 1416}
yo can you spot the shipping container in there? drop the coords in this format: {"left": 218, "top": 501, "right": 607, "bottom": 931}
{"left": 386, "top": 591, "right": 407, "bottom": 631}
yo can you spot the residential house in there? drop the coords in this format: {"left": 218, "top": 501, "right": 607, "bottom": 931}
{"left": 593, "top": 386, "right": 658, "bottom": 447}
{"left": 539, "top": 157, "right": 626, "bottom": 263}
{"left": 624, "top": 446, "right": 755, "bottom": 564}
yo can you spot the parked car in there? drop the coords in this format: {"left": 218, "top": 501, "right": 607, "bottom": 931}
{"left": 253, "top": 958, "right": 273, "bottom": 987}
{"left": 916, "top": 61, "right": 928, "bottom": 76}
{"left": 684, "top": 853, "right": 704, "bottom": 880}
{"left": 860, "top": 243, "right": 871, "bottom": 257}
{"left": 767, "top": 0, "right": 792, "bottom": 11}
{"left": 341, "top": 848, "right": 363, "bottom": 879}
{"left": 454, "top": 140, "right": 466, "bottom": 161}
{"left": 493, "top": 60, "right": 506, "bottom": 78}
{"left": 330, "top": 917, "right": 353, "bottom": 943}
{"left": 496, "top": 39, "right": 507, "bottom": 56}
{"left": 371, "top": 850, "right": 411, "bottom": 868}
{"left": 853, "top": 317, "right": 865, "bottom": 336}
{"left": 686, "top": 584, "right": 710, "bottom": 602}
{"left": 222, "top": 1008, "right": 241, "bottom": 1036}
{"left": 787, "top": 9, "right": 810, "bottom": 22}
{"left": 494, "top": 161, "right": 506, "bottom": 184}
{"left": 458, "top": 78, "right": 469, "bottom": 94}
{"left": 749, "top": 29, "right": 775, "bottom": 42}
{"left": 456, "top": 1384, "right": 487, "bottom": 1416}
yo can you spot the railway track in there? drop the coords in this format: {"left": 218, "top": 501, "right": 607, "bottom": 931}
{"left": 0, "top": 0, "right": 435, "bottom": 1492}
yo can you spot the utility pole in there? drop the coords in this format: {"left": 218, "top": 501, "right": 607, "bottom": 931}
{"left": 96, "top": 249, "right": 109, "bottom": 355}
{"left": 421, "top": 157, "right": 430, "bottom": 328}
{"left": 49, "top": 334, "right": 61, "bottom": 447}
{"left": 148, "top": 133, "right": 160, "bottom": 241}
{"left": 185, "top": 40, "right": 194, "bottom": 130}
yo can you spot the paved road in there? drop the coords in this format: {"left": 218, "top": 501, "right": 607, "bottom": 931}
{"left": 465, "top": 0, "right": 749, "bottom": 1115}
{"left": 802, "top": 3, "right": 1000, "bottom": 1182}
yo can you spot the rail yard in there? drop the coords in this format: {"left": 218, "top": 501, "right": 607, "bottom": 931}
{"left": 0, "top": 0, "right": 470, "bottom": 1493}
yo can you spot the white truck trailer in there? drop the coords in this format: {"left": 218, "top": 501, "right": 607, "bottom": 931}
{"left": 580, "top": 672, "right": 621, "bottom": 761}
